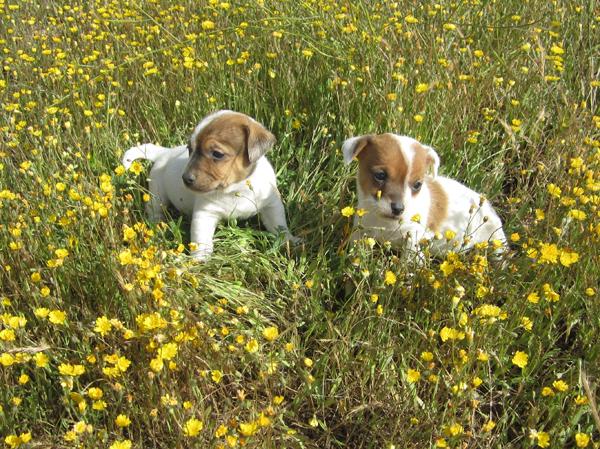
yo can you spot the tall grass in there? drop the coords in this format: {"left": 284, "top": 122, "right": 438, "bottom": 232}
{"left": 1, "top": 1, "right": 599, "bottom": 448}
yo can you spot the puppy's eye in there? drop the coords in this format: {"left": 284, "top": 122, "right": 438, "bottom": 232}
{"left": 373, "top": 171, "right": 387, "bottom": 182}
{"left": 412, "top": 180, "right": 423, "bottom": 192}
{"left": 211, "top": 150, "right": 225, "bottom": 160}
{"left": 187, "top": 144, "right": 193, "bottom": 156}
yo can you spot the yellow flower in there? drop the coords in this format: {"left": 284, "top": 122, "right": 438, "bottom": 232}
{"left": 184, "top": 418, "right": 204, "bottom": 437}
{"left": 439, "top": 326, "right": 464, "bottom": 342}
{"left": 575, "top": 433, "right": 590, "bottom": 448}
{"left": 482, "top": 420, "right": 496, "bottom": 432}
{"left": 384, "top": 270, "right": 397, "bottom": 285}
{"left": 48, "top": 310, "right": 67, "bottom": 325}
{"left": 538, "top": 243, "right": 559, "bottom": 264}
{"left": 211, "top": 370, "right": 223, "bottom": 383}
{"left": 552, "top": 379, "right": 568, "bottom": 392}
{"left": 109, "top": 440, "right": 132, "bottom": 449}
{"left": 245, "top": 339, "right": 259, "bottom": 353}
{"left": 94, "top": 316, "right": 112, "bottom": 336}
{"left": 536, "top": 431, "right": 550, "bottom": 448}
{"left": 341, "top": 206, "right": 355, "bottom": 217}
{"left": 527, "top": 292, "right": 540, "bottom": 304}
{"left": 87, "top": 387, "right": 103, "bottom": 400}
{"left": 58, "top": 363, "right": 86, "bottom": 377}
{"left": 93, "top": 400, "right": 107, "bottom": 411}
{"left": 215, "top": 424, "right": 228, "bottom": 437}
{"left": 406, "top": 369, "right": 420, "bottom": 383}
{"left": 115, "top": 414, "right": 131, "bottom": 427}
{"left": 262, "top": 326, "right": 279, "bottom": 341}
{"left": 547, "top": 183, "right": 562, "bottom": 198}
{"left": 18, "top": 374, "right": 29, "bottom": 385}
{"left": 541, "top": 386, "right": 554, "bottom": 397}
{"left": 444, "top": 423, "right": 463, "bottom": 436}
{"left": 239, "top": 421, "right": 258, "bottom": 437}
{"left": 420, "top": 351, "right": 433, "bottom": 362}
{"left": 521, "top": 316, "right": 533, "bottom": 331}
{"left": 512, "top": 351, "right": 528, "bottom": 369}
{"left": 201, "top": 20, "right": 215, "bottom": 30}
{"left": 568, "top": 209, "right": 586, "bottom": 220}
{"left": 386, "top": 93, "right": 397, "bottom": 101}
{"left": 33, "top": 352, "right": 49, "bottom": 368}
{"left": 158, "top": 343, "right": 178, "bottom": 360}
{"left": 559, "top": 250, "right": 579, "bottom": 267}
{"left": 415, "top": 83, "right": 429, "bottom": 93}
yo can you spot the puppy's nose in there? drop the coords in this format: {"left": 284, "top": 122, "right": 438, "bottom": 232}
{"left": 390, "top": 202, "right": 404, "bottom": 216}
{"left": 182, "top": 173, "right": 196, "bottom": 186}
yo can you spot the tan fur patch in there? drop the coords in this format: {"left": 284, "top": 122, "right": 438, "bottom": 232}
{"left": 186, "top": 113, "right": 262, "bottom": 191}
{"left": 409, "top": 142, "right": 432, "bottom": 185}
{"left": 357, "top": 133, "right": 408, "bottom": 201}
{"left": 426, "top": 179, "right": 448, "bottom": 231}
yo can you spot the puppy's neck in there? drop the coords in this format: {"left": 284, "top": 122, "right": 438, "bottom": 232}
{"left": 219, "top": 157, "right": 262, "bottom": 194}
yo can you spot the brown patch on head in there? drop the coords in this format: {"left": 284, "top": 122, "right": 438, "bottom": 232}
{"left": 409, "top": 142, "right": 435, "bottom": 189}
{"left": 426, "top": 179, "right": 448, "bottom": 231}
{"left": 183, "top": 113, "right": 275, "bottom": 192}
{"left": 356, "top": 134, "right": 409, "bottom": 204}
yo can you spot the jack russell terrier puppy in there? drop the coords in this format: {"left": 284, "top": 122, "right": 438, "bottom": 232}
{"left": 342, "top": 133, "right": 507, "bottom": 261}
{"left": 122, "top": 110, "right": 296, "bottom": 260}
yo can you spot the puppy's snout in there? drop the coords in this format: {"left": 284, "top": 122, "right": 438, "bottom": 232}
{"left": 182, "top": 173, "right": 196, "bottom": 187}
{"left": 390, "top": 202, "right": 404, "bottom": 216}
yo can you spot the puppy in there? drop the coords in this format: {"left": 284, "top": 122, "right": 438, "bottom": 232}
{"left": 342, "top": 133, "right": 507, "bottom": 260}
{"left": 122, "top": 110, "right": 296, "bottom": 260}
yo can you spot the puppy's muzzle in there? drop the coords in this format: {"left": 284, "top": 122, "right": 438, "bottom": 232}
{"left": 390, "top": 202, "right": 404, "bottom": 217}
{"left": 182, "top": 173, "right": 196, "bottom": 187}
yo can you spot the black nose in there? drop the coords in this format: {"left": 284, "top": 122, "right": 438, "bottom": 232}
{"left": 182, "top": 173, "right": 196, "bottom": 186}
{"left": 390, "top": 202, "right": 404, "bottom": 216}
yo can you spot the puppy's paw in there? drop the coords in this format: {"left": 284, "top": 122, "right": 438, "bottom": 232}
{"left": 190, "top": 250, "right": 211, "bottom": 262}
{"left": 285, "top": 234, "right": 303, "bottom": 246}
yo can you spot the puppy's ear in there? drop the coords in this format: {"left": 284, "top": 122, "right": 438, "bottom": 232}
{"left": 425, "top": 145, "right": 440, "bottom": 177}
{"left": 342, "top": 135, "right": 370, "bottom": 165}
{"left": 245, "top": 121, "right": 276, "bottom": 164}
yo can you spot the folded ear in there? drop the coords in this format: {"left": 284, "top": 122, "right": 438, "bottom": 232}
{"left": 425, "top": 145, "right": 440, "bottom": 177}
{"left": 245, "top": 121, "right": 276, "bottom": 164}
{"left": 342, "top": 135, "right": 370, "bottom": 165}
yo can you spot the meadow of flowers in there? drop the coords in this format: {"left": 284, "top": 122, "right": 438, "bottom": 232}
{"left": 1, "top": 0, "right": 599, "bottom": 447}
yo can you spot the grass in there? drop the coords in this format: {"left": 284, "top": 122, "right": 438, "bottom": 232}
{"left": 1, "top": 0, "right": 599, "bottom": 448}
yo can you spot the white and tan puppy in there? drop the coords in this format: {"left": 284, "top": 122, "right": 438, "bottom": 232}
{"left": 122, "top": 110, "right": 296, "bottom": 260}
{"left": 342, "top": 133, "right": 507, "bottom": 260}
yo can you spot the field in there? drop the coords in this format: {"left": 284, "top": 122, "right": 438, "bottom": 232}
{"left": 1, "top": 0, "right": 599, "bottom": 447}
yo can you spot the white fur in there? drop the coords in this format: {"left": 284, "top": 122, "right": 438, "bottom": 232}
{"left": 122, "top": 112, "right": 295, "bottom": 261}
{"left": 345, "top": 134, "right": 507, "bottom": 261}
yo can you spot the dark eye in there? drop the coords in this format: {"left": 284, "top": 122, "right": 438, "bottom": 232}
{"left": 373, "top": 171, "right": 387, "bottom": 182}
{"left": 211, "top": 150, "right": 225, "bottom": 160}
{"left": 412, "top": 180, "right": 423, "bottom": 191}
{"left": 187, "top": 143, "right": 193, "bottom": 156}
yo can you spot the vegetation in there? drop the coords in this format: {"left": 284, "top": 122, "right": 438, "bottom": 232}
{"left": 1, "top": 0, "right": 599, "bottom": 447}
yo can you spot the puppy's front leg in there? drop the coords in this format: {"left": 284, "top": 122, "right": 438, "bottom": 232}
{"left": 189, "top": 212, "right": 220, "bottom": 261}
{"left": 260, "top": 197, "right": 300, "bottom": 244}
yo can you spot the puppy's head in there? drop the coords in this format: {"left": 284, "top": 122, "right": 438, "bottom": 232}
{"left": 342, "top": 133, "right": 439, "bottom": 219}
{"left": 182, "top": 110, "right": 276, "bottom": 192}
